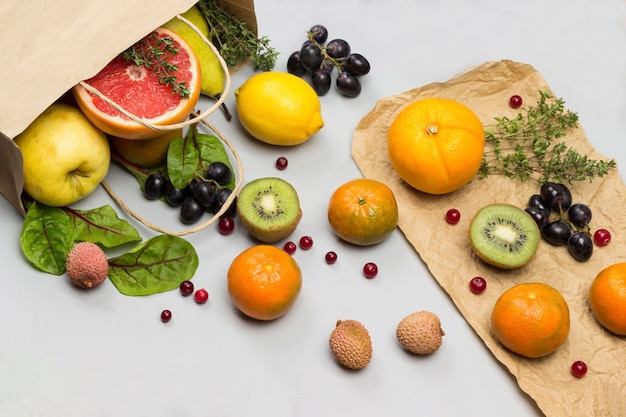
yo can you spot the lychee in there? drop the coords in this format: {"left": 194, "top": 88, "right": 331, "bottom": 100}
{"left": 329, "top": 319, "right": 373, "bottom": 370}
{"left": 66, "top": 241, "right": 109, "bottom": 288}
{"left": 396, "top": 311, "right": 445, "bottom": 355}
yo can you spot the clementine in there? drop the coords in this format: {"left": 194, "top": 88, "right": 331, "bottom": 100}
{"left": 73, "top": 27, "right": 201, "bottom": 140}
{"left": 589, "top": 262, "right": 626, "bottom": 335}
{"left": 387, "top": 97, "right": 484, "bottom": 195}
{"left": 227, "top": 245, "right": 302, "bottom": 321}
{"left": 327, "top": 178, "right": 398, "bottom": 246}
{"left": 491, "top": 282, "right": 570, "bottom": 358}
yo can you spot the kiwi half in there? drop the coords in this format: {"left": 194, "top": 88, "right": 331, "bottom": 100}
{"left": 469, "top": 203, "right": 539, "bottom": 269}
{"left": 237, "top": 177, "right": 302, "bottom": 243}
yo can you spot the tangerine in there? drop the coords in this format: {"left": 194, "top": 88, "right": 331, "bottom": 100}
{"left": 387, "top": 97, "right": 484, "bottom": 195}
{"left": 73, "top": 27, "right": 201, "bottom": 140}
{"left": 227, "top": 245, "right": 302, "bottom": 321}
{"left": 589, "top": 262, "right": 626, "bottom": 335}
{"left": 491, "top": 282, "right": 570, "bottom": 358}
{"left": 327, "top": 178, "right": 398, "bottom": 246}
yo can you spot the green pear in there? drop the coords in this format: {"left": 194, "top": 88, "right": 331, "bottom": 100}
{"left": 163, "top": 6, "right": 226, "bottom": 97}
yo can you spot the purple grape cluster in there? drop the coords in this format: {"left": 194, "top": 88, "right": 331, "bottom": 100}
{"left": 525, "top": 182, "right": 595, "bottom": 261}
{"left": 286, "top": 24, "right": 370, "bottom": 98}
{"left": 143, "top": 161, "right": 237, "bottom": 224}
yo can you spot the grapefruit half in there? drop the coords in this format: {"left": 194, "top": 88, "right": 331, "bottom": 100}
{"left": 73, "top": 27, "right": 201, "bottom": 140}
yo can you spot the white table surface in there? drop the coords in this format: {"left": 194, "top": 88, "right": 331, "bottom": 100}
{"left": 2, "top": 1, "right": 625, "bottom": 416}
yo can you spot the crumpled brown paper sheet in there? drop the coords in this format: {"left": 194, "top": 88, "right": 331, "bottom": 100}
{"left": 352, "top": 60, "right": 626, "bottom": 417}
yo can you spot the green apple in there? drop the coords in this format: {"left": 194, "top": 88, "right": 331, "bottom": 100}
{"left": 162, "top": 5, "right": 226, "bottom": 97}
{"left": 14, "top": 103, "right": 111, "bottom": 207}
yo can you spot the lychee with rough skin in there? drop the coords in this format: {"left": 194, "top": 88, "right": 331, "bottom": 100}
{"left": 328, "top": 319, "right": 373, "bottom": 370}
{"left": 66, "top": 242, "right": 109, "bottom": 288}
{"left": 396, "top": 311, "right": 445, "bottom": 355}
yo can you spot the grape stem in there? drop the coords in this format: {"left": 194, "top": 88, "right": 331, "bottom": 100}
{"left": 479, "top": 90, "right": 616, "bottom": 184}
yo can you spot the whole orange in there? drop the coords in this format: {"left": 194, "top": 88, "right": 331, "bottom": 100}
{"left": 387, "top": 97, "right": 484, "bottom": 195}
{"left": 227, "top": 245, "right": 302, "bottom": 321}
{"left": 327, "top": 178, "right": 398, "bottom": 246}
{"left": 589, "top": 262, "right": 626, "bottom": 335}
{"left": 491, "top": 282, "right": 570, "bottom": 358}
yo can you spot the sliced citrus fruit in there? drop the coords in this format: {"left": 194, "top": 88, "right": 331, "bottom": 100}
{"left": 73, "top": 27, "right": 201, "bottom": 140}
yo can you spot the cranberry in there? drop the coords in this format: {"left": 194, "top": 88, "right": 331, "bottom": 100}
{"left": 179, "top": 280, "right": 194, "bottom": 296}
{"left": 283, "top": 241, "right": 297, "bottom": 255}
{"left": 194, "top": 288, "right": 209, "bottom": 304}
{"left": 593, "top": 228, "right": 611, "bottom": 246}
{"left": 445, "top": 208, "right": 461, "bottom": 224}
{"left": 509, "top": 95, "right": 523, "bottom": 109}
{"left": 299, "top": 235, "right": 314, "bottom": 250}
{"left": 325, "top": 251, "right": 338, "bottom": 264}
{"left": 160, "top": 309, "right": 172, "bottom": 323}
{"left": 218, "top": 216, "right": 235, "bottom": 235}
{"left": 363, "top": 262, "right": 378, "bottom": 279}
{"left": 275, "top": 156, "right": 289, "bottom": 170}
{"left": 571, "top": 360, "right": 588, "bottom": 378}
{"left": 469, "top": 276, "right": 487, "bottom": 294}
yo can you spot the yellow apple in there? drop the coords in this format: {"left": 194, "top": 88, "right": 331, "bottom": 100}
{"left": 109, "top": 128, "right": 183, "bottom": 168}
{"left": 14, "top": 103, "right": 110, "bottom": 207}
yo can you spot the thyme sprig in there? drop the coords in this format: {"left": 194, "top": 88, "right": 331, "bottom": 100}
{"left": 197, "top": 0, "right": 278, "bottom": 71}
{"left": 479, "top": 90, "right": 616, "bottom": 184}
{"left": 121, "top": 33, "right": 191, "bottom": 99}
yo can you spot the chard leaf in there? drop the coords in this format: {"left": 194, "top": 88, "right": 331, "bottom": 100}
{"left": 167, "top": 129, "right": 201, "bottom": 189}
{"left": 107, "top": 234, "right": 199, "bottom": 296}
{"left": 62, "top": 205, "right": 142, "bottom": 248}
{"left": 20, "top": 202, "right": 75, "bottom": 275}
{"left": 196, "top": 133, "right": 236, "bottom": 189}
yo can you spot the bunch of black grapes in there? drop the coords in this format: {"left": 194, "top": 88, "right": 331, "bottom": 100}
{"left": 525, "top": 182, "right": 595, "bottom": 262}
{"left": 286, "top": 24, "right": 370, "bottom": 97}
{"left": 143, "top": 161, "right": 237, "bottom": 224}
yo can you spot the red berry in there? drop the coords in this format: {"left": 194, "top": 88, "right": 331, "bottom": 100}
{"left": 325, "top": 251, "right": 338, "bottom": 264}
{"left": 509, "top": 95, "right": 523, "bottom": 109}
{"left": 179, "top": 280, "right": 194, "bottom": 296}
{"left": 469, "top": 276, "right": 487, "bottom": 294}
{"left": 299, "top": 235, "right": 314, "bottom": 250}
{"left": 445, "top": 208, "right": 461, "bottom": 224}
{"left": 194, "top": 288, "right": 209, "bottom": 304}
{"left": 160, "top": 309, "right": 172, "bottom": 323}
{"left": 571, "top": 360, "right": 588, "bottom": 378}
{"left": 218, "top": 216, "right": 235, "bottom": 235}
{"left": 275, "top": 156, "right": 289, "bottom": 170}
{"left": 593, "top": 228, "right": 611, "bottom": 246}
{"left": 363, "top": 262, "right": 378, "bottom": 278}
{"left": 283, "top": 241, "right": 297, "bottom": 255}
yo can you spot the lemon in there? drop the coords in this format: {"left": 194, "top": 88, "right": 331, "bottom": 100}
{"left": 235, "top": 72, "right": 324, "bottom": 146}
{"left": 163, "top": 6, "right": 225, "bottom": 97}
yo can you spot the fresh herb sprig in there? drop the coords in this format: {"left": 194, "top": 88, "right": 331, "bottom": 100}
{"left": 196, "top": 0, "right": 278, "bottom": 71}
{"left": 121, "top": 33, "right": 191, "bottom": 99}
{"left": 479, "top": 90, "right": 616, "bottom": 184}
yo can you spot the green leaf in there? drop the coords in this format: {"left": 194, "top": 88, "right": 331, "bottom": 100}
{"left": 107, "top": 235, "right": 199, "bottom": 296}
{"left": 63, "top": 205, "right": 142, "bottom": 248}
{"left": 167, "top": 130, "right": 201, "bottom": 189}
{"left": 196, "top": 133, "right": 236, "bottom": 189}
{"left": 20, "top": 202, "right": 75, "bottom": 275}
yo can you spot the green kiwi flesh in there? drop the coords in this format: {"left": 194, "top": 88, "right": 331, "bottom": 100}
{"left": 237, "top": 177, "right": 302, "bottom": 243}
{"left": 469, "top": 203, "right": 539, "bottom": 269}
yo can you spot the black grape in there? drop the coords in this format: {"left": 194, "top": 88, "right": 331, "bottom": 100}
{"left": 336, "top": 72, "right": 361, "bottom": 97}
{"left": 344, "top": 53, "right": 370, "bottom": 76}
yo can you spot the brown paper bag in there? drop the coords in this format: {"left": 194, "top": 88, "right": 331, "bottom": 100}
{"left": 0, "top": 0, "right": 257, "bottom": 216}
{"left": 352, "top": 60, "right": 626, "bottom": 417}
